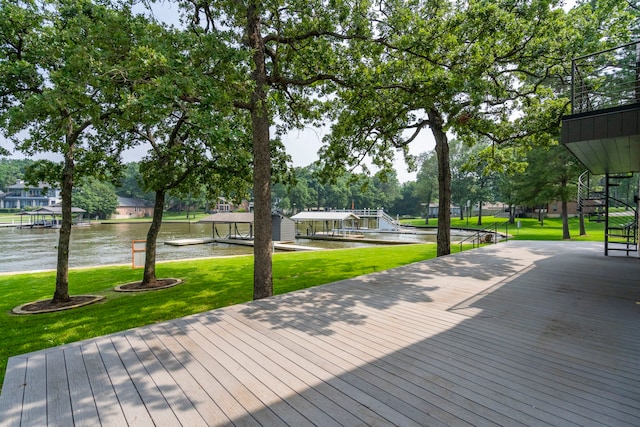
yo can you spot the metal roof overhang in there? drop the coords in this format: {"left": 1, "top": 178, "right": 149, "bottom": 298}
{"left": 290, "top": 212, "right": 360, "bottom": 221}
{"left": 561, "top": 103, "right": 640, "bottom": 175}
{"left": 198, "top": 212, "right": 254, "bottom": 223}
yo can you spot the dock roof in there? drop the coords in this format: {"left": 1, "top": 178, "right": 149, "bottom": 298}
{"left": 290, "top": 211, "right": 360, "bottom": 221}
{"left": 199, "top": 212, "right": 254, "bottom": 223}
{"left": 19, "top": 206, "right": 86, "bottom": 215}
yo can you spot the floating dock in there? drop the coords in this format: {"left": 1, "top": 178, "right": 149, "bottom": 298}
{"left": 164, "top": 237, "right": 322, "bottom": 251}
{"left": 300, "top": 235, "right": 420, "bottom": 245}
{"left": 164, "top": 238, "right": 216, "bottom": 246}
{"left": 213, "top": 238, "right": 322, "bottom": 251}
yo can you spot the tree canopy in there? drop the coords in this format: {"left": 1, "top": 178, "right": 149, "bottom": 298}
{"left": 1, "top": 0, "right": 637, "bottom": 305}
{"left": 0, "top": 0, "right": 160, "bottom": 302}
{"left": 319, "top": 0, "right": 635, "bottom": 256}
{"left": 72, "top": 177, "right": 118, "bottom": 219}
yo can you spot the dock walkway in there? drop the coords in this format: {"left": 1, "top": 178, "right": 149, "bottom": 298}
{"left": 1, "top": 241, "right": 639, "bottom": 426}
{"left": 164, "top": 237, "right": 322, "bottom": 251}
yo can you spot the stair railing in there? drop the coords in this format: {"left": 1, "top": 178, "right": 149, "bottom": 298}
{"left": 604, "top": 190, "right": 638, "bottom": 255}
{"left": 458, "top": 221, "right": 509, "bottom": 252}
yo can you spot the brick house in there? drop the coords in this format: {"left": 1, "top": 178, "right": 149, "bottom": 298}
{"left": 112, "top": 196, "right": 154, "bottom": 219}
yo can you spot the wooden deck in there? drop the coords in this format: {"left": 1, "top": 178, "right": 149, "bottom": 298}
{"left": 1, "top": 241, "right": 639, "bottom": 426}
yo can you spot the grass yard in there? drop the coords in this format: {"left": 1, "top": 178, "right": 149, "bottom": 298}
{"left": 0, "top": 244, "right": 443, "bottom": 386}
{"left": 402, "top": 215, "right": 606, "bottom": 241}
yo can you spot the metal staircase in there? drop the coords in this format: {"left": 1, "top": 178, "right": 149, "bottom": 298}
{"left": 578, "top": 171, "right": 638, "bottom": 255}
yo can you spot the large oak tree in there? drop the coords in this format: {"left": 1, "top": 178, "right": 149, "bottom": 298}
{"left": 0, "top": 0, "right": 153, "bottom": 303}
{"left": 112, "top": 21, "right": 254, "bottom": 287}
{"left": 182, "top": 0, "right": 371, "bottom": 299}
{"left": 320, "top": 0, "right": 631, "bottom": 257}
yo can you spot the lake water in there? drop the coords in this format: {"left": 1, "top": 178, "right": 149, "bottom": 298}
{"left": 0, "top": 222, "right": 445, "bottom": 273}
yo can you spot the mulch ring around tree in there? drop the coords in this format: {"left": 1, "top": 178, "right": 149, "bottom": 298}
{"left": 12, "top": 295, "right": 106, "bottom": 315}
{"left": 114, "top": 278, "right": 183, "bottom": 292}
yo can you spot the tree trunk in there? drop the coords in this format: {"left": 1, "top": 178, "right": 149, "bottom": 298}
{"left": 52, "top": 142, "right": 74, "bottom": 303}
{"left": 562, "top": 198, "right": 570, "bottom": 239}
{"left": 425, "top": 200, "right": 430, "bottom": 224}
{"left": 424, "top": 190, "right": 432, "bottom": 224}
{"left": 477, "top": 202, "right": 483, "bottom": 226}
{"left": 142, "top": 189, "right": 165, "bottom": 286}
{"left": 561, "top": 178, "right": 570, "bottom": 239}
{"left": 247, "top": 2, "right": 273, "bottom": 300}
{"left": 429, "top": 108, "right": 451, "bottom": 257}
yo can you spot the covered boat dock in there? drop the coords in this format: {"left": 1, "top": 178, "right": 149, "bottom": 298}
{"left": 198, "top": 212, "right": 296, "bottom": 243}
{"left": 199, "top": 212, "right": 255, "bottom": 240}
{"left": 291, "top": 211, "right": 360, "bottom": 237}
{"left": 17, "top": 206, "right": 87, "bottom": 229}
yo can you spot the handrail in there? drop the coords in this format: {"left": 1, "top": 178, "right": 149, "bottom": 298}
{"left": 458, "top": 221, "right": 510, "bottom": 252}
{"left": 571, "top": 41, "right": 640, "bottom": 114}
{"left": 577, "top": 170, "right": 589, "bottom": 212}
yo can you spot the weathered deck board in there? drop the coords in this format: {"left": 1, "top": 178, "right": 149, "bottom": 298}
{"left": 64, "top": 346, "right": 99, "bottom": 427}
{"left": 1, "top": 241, "right": 640, "bottom": 426}
{"left": 95, "top": 338, "right": 155, "bottom": 426}
{"left": 20, "top": 353, "right": 47, "bottom": 427}
{"left": 0, "top": 357, "right": 26, "bottom": 427}
{"left": 80, "top": 342, "right": 129, "bottom": 426}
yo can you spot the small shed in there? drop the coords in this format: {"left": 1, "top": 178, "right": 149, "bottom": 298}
{"left": 272, "top": 213, "right": 296, "bottom": 242}
{"left": 199, "top": 212, "right": 295, "bottom": 242}
{"left": 290, "top": 211, "right": 360, "bottom": 236}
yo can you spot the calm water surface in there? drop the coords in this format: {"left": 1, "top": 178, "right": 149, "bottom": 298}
{"left": 0, "top": 223, "right": 252, "bottom": 273}
{"left": 0, "top": 222, "right": 444, "bottom": 273}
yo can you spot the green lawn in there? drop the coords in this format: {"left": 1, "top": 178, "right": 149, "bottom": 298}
{"left": 0, "top": 244, "right": 445, "bottom": 386}
{"left": 402, "top": 215, "right": 605, "bottom": 241}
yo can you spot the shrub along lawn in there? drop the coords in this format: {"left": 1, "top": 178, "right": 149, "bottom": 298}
{"left": 0, "top": 244, "right": 444, "bottom": 386}
{"left": 402, "top": 216, "right": 605, "bottom": 241}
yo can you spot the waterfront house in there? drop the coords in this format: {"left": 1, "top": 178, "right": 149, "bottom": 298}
{"left": 0, "top": 180, "right": 61, "bottom": 209}
{"left": 112, "top": 196, "right": 154, "bottom": 219}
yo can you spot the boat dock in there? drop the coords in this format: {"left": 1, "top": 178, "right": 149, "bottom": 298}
{"left": 164, "top": 238, "right": 216, "bottom": 246}
{"left": 213, "top": 238, "right": 323, "bottom": 251}
{"left": 164, "top": 237, "right": 322, "bottom": 251}
{"left": 301, "top": 234, "right": 420, "bottom": 245}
